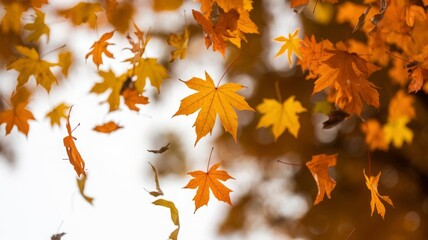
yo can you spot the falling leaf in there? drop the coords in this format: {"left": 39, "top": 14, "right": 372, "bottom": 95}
{"left": 184, "top": 162, "right": 235, "bottom": 212}
{"left": 313, "top": 42, "right": 380, "bottom": 116}
{"left": 298, "top": 35, "right": 333, "bottom": 79}
{"left": 105, "top": 0, "right": 135, "bottom": 33}
{"left": 7, "top": 45, "right": 58, "bottom": 92}
{"left": 124, "top": 23, "right": 151, "bottom": 65}
{"left": 363, "top": 169, "right": 393, "bottom": 219}
{"left": 153, "top": 0, "right": 183, "bottom": 11}
{"left": 322, "top": 110, "right": 349, "bottom": 129}
{"left": 168, "top": 27, "right": 190, "bottom": 62}
{"left": 90, "top": 70, "right": 126, "bottom": 112}
{"left": 274, "top": 28, "right": 303, "bottom": 66}
{"left": 0, "top": 99, "right": 35, "bottom": 136}
{"left": 192, "top": 9, "right": 239, "bottom": 57}
{"left": 51, "top": 233, "right": 66, "bottom": 240}
{"left": 407, "top": 62, "right": 428, "bottom": 93}
{"left": 353, "top": 5, "right": 372, "bottom": 33}
{"left": 77, "top": 174, "right": 94, "bottom": 205}
{"left": 147, "top": 143, "right": 170, "bottom": 154}
{"left": 134, "top": 58, "right": 169, "bottom": 94}
{"left": 85, "top": 31, "right": 115, "bottom": 69}
{"left": 146, "top": 162, "right": 164, "bottom": 197}
{"left": 0, "top": 3, "right": 25, "bottom": 33}
{"left": 173, "top": 72, "right": 254, "bottom": 145}
{"left": 58, "top": 2, "right": 102, "bottom": 28}
{"left": 256, "top": 96, "right": 306, "bottom": 141}
{"left": 152, "top": 199, "right": 180, "bottom": 240}
{"left": 306, "top": 154, "right": 337, "bottom": 205}
{"left": 122, "top": 88, "right": 149, "bottom": 111}
{"left": 93, "top": 121, "right": 123, "bottom": 134}
{"left": 24, "top": 8, "right": 50, "bottom": 42}
{"left": 45, "top": 103, "right": 70, "bottom": 127}
{"left": 361, "top": 120, "right": 389, "bottom": 151}
{"left": 383, "top": 117, "right": 413, "bottom": 148}
{"left": 388, "top": 90, "right": 415, "bottom": 121}
{"left": 63, "top": 106, "right": 86, "bottom": 177}
{"left": 58, "top": 51, "right": 72, "bottom": 77}
{"left": 370, "top": 0, "right": 388, "bottom": 31}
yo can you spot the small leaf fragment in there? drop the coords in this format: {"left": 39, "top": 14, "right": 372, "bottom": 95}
{"left": 51, "top": 233, "right": 66, "bottom": 240}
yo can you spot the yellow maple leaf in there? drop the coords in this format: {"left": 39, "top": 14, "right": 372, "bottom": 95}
{"left": 24, "top": 8, "right": 50, "bottom": 42}
{"left": 90, "top": 70, "right": 126, "bottom": 112}
{"left": 383, "top": 117, "right": 413, "bottom": 148}
{"left": 274, "top": 28, "right": 303, "bottom": 66}
{"left": 363, "top": 170, "right": 393, "bottom": 219}
{"left": 173, "top": 72, "right": 254, "bottom": 145}
{"left": 184, "top": 162, "right": 235, "bottom": 213}
{"left": 256, "top": 96, "right": 306, "bottom": 141}
{"left": 306, "top": 154, "right": 337, "bottom": 205}
{"left": 0, "top": 3, "right": 25, "bottom": 33}
{"left": 168, "top": 27, "right": 190, "bottom": 62}
{"left": 85, "top": 31, "right": 115, "bottom": 69}
{"left": 58, "top": 2, "right": 102, "bottom": 28}
{"left": 152, "top": 198, "right": 180, "bottom": 240}
{"left": 45, "top": 103, "right": 70, "bottom": 127}
{"left": 58, "top": 51, "right": 72, "bottom": 77}
{"left": 7, "top": 46, "right": 58, "bottom": 92}
{"left": 134, "top": 58, "right": 169, "bottom": 93}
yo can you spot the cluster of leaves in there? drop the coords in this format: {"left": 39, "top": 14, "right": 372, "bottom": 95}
{"left": 1, "top": 0, "right": 427, "bottom": 238}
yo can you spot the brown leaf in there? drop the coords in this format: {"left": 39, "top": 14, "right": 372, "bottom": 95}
{"left": 147, "top": 143, "right": 170, "bottom": 154}
{"left": 146, "top": 162, "right": 164, "bottom": 197}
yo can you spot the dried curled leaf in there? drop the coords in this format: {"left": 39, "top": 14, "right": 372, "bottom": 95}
{"left": 146, "top": 162, "right": 164, "bottom": 197}
{"left": 184, "top": 162, "right": 235, "bottom": 213}
{"left": 63, "top": 106, "right": 86, "bottom": 177}
{"left": 364, "top": 169, "right": 393, "bottom": 219}
{"left": 77, "top": 174, "right": 94, "bottom": 205}
{"left": 147, "top": 143, "right": 170, "bottom": 154}
{"left": 306, "top": 154, "right": 337, "bottom": 205}
{"left": 152, "top": 199, "right": 180, "bottom": 240}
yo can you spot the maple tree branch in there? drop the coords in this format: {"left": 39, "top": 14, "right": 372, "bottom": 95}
{"left": 217, "top": 53, "right": 241, "bottom": 87}
{"left": 277, "top": 159, "right": 303, "bottom": 166}
{"left": 207, "top": 147, "right": 214, "bottom": 172}
{"left": 275, "top": 81, "right": 283, "bottom": 102}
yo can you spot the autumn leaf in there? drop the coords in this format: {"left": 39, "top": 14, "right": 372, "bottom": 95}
{"left": 322, "top": 110, "right": 349, "bottom": 129}
{"left": 24, "top": 8, "right": 50, "bottom": 42}
{"left": 147, "top": 143, "right": 170, "bottom": 154}
{"left": 134, "top": 58, "right": 169, "bottom": 94}
{"left": 122, "top": 88, "right": 148, "bottom": 111}
{"left": 51, "top": 233, "right": 66, "bottom": 240}
{"left": 45, "top": 103, "right": 70, "bottom": 127}
{"left": 274, "top": 28, "right": 303, "bottom": 66}
{"left": 306, "top": 154, "right": 337, "bottom": 205}
{"left": 313, "top": 42, "right": 380, "bottom": 116}
{"left": 192, "top": 9, "right": 239, "bottom": 57}
{"left": 361, "top": 120, "right": 389, "bottom": 151}
{"left": 58, "top": 2, "right": 102, "bottom": 28}
{"left": 63, "top": 106, "right": 86, "bottom": 177}
{"left": 146, "top": 162, "right": 164, "bottom": 197}
{"left": 124, "top": 23, "right": 151, "bottom": 65}
{"left": 405, "top": 5, "right": 427, "bottom": 27}
{"left": 363, "top": 169, "right": 393, "bottom": 219}
{"left": 388, "top": 90, "right": 415, "bottom": 121}
{"left": 173, "top": 72, "right": 254, "bottom": 145}
{"left": 93, "top": 121, "right": 123, "bottom": 134}
{"left": 0, "top": 87, "right": 34, "bottom": 136}
{"left": 153, "top": 0, "right": 184, "bottom": 11}
{"left": 383, "top": 117, "right": 413, "bottom": 148}
{"left": 168, "top": 27, "right": 190, "bottom": 62}
{"left": 353, "top": 5, "right": 372, "bottom": 33}
{"left": 256, "top": 96, "right": 306, "bottom": 141}
{"left": 7, "top": 45, "right": 58, "bottom": 92}
{"left": 85, "top": 31, "right": 115, "bottom": 69}
{"left": 184, "top": 161, "right": 235, "bottom": 213}
{"left": 290, "top": 0, "right": 309, "bottom": 9}
{"left": 152, "top": 199, "right": 180, "bottom": 240}
{"left": 58, "top": 51, "right": 72, "bottom": 77}
{"left": 77, "top": 174, "right": 94, "bottom": 205}
{"left": 0, "top": 3, "right": 25, "bottom": 33}
{"left": 90, "top": 70, "right": 126, "bottom": 112}
{"left": 105, "top": 0, "right": 134, "bottom": 33}
{"left": 299, "top": 35, "right": 333, "bottom": 79}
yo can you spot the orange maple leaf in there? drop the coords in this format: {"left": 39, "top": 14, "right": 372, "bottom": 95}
{"left": 306, "top": 154, "right": 337, "bottom": 205}
{"left": 364, "top": 170, "right": 394, "bottom": 219}
{"left": 192, "top": 9, "right": 239, "bottom": 57}
{"left": 299, "top": 35, "right": 333, "bottom": 79}
{"left": 63, "top": 106, "right": 86, "bottom": 177}
{"left": 58, "top": 2, "right": 102, "bottom": 29}
{"left": 184, "top": 160, "right": 235, "bottom": 213}
{"left": 93, "top": 121, "right": 123, "bottom": 134}
{"left": 173, "top": 72, "right": 254, "bottom": 145}
{"left": 85, "top": 31, "right": 115, "bottom": 69}
{"left": 122, "top": 88, "right": 148, "bottom": 111}
{"left": 0, "top": 101, "right": 35, "bottom": 136}
{"left": 313, "top": 42, "right": 380, "bottom": 116}
{"left": 361, "top": 120, "right": 389, "bottom": 151}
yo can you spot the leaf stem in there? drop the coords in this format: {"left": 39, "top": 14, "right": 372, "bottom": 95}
{"left": 41, "top": 44, "right": 66, "bottom": 58}
{"left": 207, "top": 147, "right": 214, "bottom": 172}
{"left": 277, "top": 159, "right": 303, "bottom": 166}
{"left": 385, "top": 50, "right": 411, "bottom": 63}
{"left": 345, "top": 226, "right": 357, "bottom": 240}
{"left": 367, "top": 147, "right": 371, "bottom": 176}
{"left": 275, "top": 81, "right": 283, "bottom": 102}
{"left": 216, "top": 53, "right": 241, "bottom": 87}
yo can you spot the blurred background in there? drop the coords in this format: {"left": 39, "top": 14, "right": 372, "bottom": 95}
{"left": 1, "top": 0, "right": 428, "bottom": 239}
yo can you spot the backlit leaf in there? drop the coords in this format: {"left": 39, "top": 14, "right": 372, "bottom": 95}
{"left": 85, "top": 31, "right": 115, "bottom": 69}
{"left": 306, "top": 154, "right": 337, "bottom": 205}
{"left": 363, "top": 170, "right": 393, "bottom": 219}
